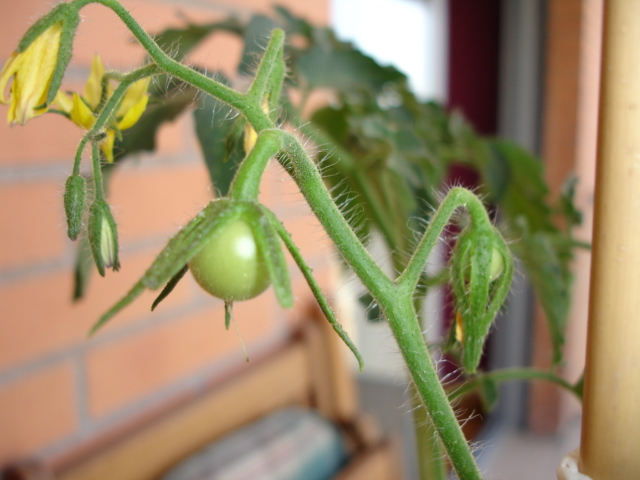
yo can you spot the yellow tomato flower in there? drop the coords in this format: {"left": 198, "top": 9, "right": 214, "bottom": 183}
{"left": 0, "top": 22, "right": 63, "bottom": 125}
{"left": 55, "top": 55, "right": 150, "bottom": 162}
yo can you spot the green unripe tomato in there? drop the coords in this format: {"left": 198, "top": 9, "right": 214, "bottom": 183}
{"left": 188, "top": 217, "right": 271, "bottom": 301}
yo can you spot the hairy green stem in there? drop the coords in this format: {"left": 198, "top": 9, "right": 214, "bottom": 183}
{"left": 90, "top": 143, "right": 105, "bottom": 200}
{"left": 277, "top": 134, "right": 481, "bottom": 479}
{"left": 279, "top": 133, "right": 394, "bottom": 295}
{"left": 230, "top": 129, "right": 283, "bottom": 201}
{"left": 246, "top": 29, "right": 285, "bottom": 102}
{"left": 288, "top": 110, "right": 404, "bottom": 253}
{"left": 398, "top": 187, "right": 492, "bottom": 294}
{"left": 410, "top": 382, "right": 447, "bottom": 480}
{"left": 383, "top": 295, "right": 483, "bottom": 480}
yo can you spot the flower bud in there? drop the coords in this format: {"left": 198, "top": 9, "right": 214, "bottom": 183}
{"left": 0, "top": 22, "right": 63, "bottom": 124}
{"left": 63, "top": 174, "right": 86, "bottom": 241}
{"left": 450, "top": 226, "right": 512, "bottom": 373}
{"left": 88, "top": 200, "right": 120, "bottom": 276}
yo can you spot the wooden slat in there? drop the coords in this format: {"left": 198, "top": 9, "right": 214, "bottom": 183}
{"left": 333, "top": 441, "right": 401, "bottom": 480}
{"left": 57, "top": 343, "right": 310, "bottom": 480}
{"left": 303, "top": 303, "right": 358, "bottom": 423}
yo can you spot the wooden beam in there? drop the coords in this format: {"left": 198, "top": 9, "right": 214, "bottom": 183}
{"left": 580, "top": 1, "right": 640, "bottom": 477}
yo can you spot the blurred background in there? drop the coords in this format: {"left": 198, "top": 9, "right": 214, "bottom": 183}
{"left": 0, "top": 0, "right": 601, "bottom": 478}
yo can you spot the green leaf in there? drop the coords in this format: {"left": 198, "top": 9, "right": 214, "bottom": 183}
{"left": 511, "top": 225, "right": 573, "bottom": 364}
{"left": 477, "top": 374, "right": 499, "bottom": 411}
{"left": 193, "top": 74, "right": 245, "bottom": 196}
{"left": 298, "top": 42, "right": 406, "bottom": 93}
{"left": 558, "top": 175, "right": 583, "bottom": 229}
{"left": 310, "top": 106, "right": 350, "bottom": 146}
{"left": 490, "top": 140, "right": 554, "bottom": 233}
{"left": 273, "top": 6, "right": 314, "bottom": 40}
{"left": 484, "top": 143, "right": 511, "bottom": 202}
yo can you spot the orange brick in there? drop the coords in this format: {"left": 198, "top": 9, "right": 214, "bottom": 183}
{"left": 0, "top": 362, "right": 77, "bottom": 464}
{"left": 0, "top": 181, "right": 67, "bottom": 269}
{"left": 109, "top": 161, "right": 213, "bottom": 243}
{"left": 185, "top": 30, "right": 246, "bottom": 80}
{"left": 71, "top": 2, "right": 225, "bottom": 69}
{"left": 260, "top": 160, "right": 310, "bottom": 214}
{"left": 0, "top": 250, "right": 193, "bottom": 371}
{"left": 154, "top": 113, "right": 193, "bottom": 158}
{"left": 0, "top": 0, "right": 54, "bottom": 60}
{"left": 281, "top": 212, "right": 334, "bottom": 262}
{"left": 205, "top": 0, "right": 329, "bottom": 25}
{"left": 86, "top": 292, "right": 277, "bottom": 416}
{"left": 0, "top": 115, "right": 82, "bottom": 165}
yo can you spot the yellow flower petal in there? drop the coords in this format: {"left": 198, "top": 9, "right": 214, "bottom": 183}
{"left": 84, "top": 55, "right": 105, "bottom": 110}
{"left": 116, "top": 77, "right": 150, "bottom": 119}
{"left": 54, "top": 90, "right": 73, "bottom": 113}
{"left": 0, "top": 22, "right": 63, "bottom": 125}
{"left": 99, "top": 129, "right": 116, "bottom": 163}
{"left": 0, "top": 52, "right": 21, "bottom": 104}
{"left": 117, "top": 93, "right": 148, "bottom": 130}
{"left": 70, "top": 93, "right": 96, "bottom": 130}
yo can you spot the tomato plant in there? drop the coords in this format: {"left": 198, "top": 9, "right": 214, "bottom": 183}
{"left": 188, "top": 217, "right": 271, "bottom": 302}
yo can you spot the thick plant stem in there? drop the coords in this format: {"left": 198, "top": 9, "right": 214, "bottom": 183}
{"left": 410, "top": 382, "right": 447, "bottom": 480}
{"left": 383, "top": 295, "right": 483, "bottom": 480}
{"left": 278, "top": 133, "right": 481, "bottom": 479}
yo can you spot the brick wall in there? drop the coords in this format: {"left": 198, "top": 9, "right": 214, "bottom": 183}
{"left": 0, "top": 0, "right": 333, "bottom": 466}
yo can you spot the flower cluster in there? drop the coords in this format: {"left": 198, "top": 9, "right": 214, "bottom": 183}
{"left": 54, "top": 55, "right": 150, "bottom": 162}
{"left": 1, "top": 26, "right": 149, "bottom": 162}
{"left": 1, "top": 15, "right": 151, "bottom": 277}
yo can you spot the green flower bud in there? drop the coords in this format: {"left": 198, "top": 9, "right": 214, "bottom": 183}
{"left": 63, "top": 174, "right": 86, "bottom": 241}
{"left": 88, "top": 200, "right": 120, "bottom": 277}
{"left": 450, "top": 225, "right": 513, "bottom": 373}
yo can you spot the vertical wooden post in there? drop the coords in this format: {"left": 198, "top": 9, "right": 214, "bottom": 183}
{"left": 580, "top": 1, "right": 640, "bottom": 478}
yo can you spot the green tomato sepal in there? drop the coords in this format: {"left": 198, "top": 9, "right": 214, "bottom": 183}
{"left": 449, "top": 225, "right": 514, "bottom": 373}
{"left": 89, "top": 198, "right": 292, "bottom": 336}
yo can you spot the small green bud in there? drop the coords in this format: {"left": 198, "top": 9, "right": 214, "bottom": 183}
{"left": 450, "top": 226, "right": 513, "bottom": 373}
{"left": 63, "top": 174, "right": 86, "bottom": 241}
{"left": 88, "top": 200, "right": 120, "bottom": 277}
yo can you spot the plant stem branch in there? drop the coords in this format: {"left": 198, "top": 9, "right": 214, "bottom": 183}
{"left": 449, "top": 368, "right": 582, "bottom": 402}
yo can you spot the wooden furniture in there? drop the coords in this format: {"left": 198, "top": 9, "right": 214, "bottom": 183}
{"left": 4, "top": 305, "right": 402, "bottom": 480}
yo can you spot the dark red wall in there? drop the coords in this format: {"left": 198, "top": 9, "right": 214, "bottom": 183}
{"left": 447, "top": 0, "right": 501, "bottom": 135}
